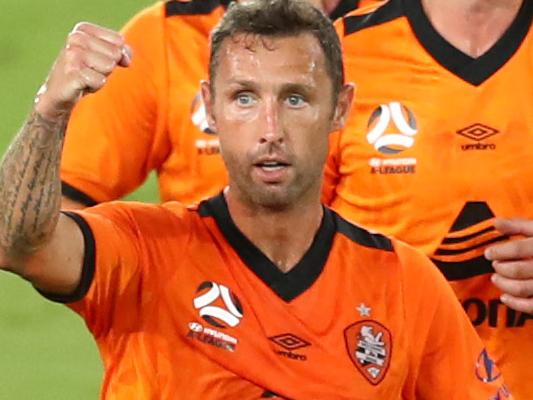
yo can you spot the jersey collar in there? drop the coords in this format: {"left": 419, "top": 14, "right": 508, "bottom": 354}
{"left": 329, "top": 0, "right": 361, "bottom": 21}
{"left": 403, "top": 0, "right": 533, "bottom": 86}
{"left": 199, "top": 192, "right": 336, "bottom": 302}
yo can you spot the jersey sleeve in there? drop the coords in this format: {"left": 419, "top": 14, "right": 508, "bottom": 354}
{"left": 60, "top": 4, "right": 170, "bottom": 205}
{"left": 61, "top": 202, "right": 191, "bottom": 338}
{"left": 395, "top": 241, "right": 512, "bottom": 399}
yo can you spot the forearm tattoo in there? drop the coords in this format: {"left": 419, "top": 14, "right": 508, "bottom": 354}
{"left": 0, "top": 110, "right": 68, "bottom": 256}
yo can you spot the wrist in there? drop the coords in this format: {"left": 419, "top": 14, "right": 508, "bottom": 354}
{"left": 33, "top": 84, "right": 71, "bottom": 122}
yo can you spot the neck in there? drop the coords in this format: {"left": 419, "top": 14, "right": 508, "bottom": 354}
{"left": 421, "top": 0, "right": 523, "bottom": 57}
{"left": 225, "top": 188, "right": 323, "bottom": 273}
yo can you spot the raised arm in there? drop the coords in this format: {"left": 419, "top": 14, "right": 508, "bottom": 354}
{"left": 0, "top": 22, "right": 130, "bottom": 294}
{"left": 61, "top": 6, "right": 167, "bottom": 210}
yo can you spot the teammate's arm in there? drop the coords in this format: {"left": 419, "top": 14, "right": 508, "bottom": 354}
{"left": 0, "top": 23, "right": 130, "bottom": 294}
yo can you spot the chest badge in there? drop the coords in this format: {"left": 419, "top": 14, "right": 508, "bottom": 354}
{"left": 344, "top": 320, "right": 392, "bottom": 385}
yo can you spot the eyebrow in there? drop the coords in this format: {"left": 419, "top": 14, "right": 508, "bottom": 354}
{"left": 280, "top": 83, "right": 316, "bottom": 96}
{"left": 224, "top": 80, "right": 316, "bottom": 94}
{"left": 224, "top": 79, "right": 260, "bottom": 91}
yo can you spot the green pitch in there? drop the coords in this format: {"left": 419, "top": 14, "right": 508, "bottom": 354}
{"left": 0, "top": 1, "right": 157, "bottom": 398}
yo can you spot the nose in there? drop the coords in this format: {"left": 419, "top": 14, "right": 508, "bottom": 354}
{"left": 259, "top": 98, "right": 283, "bottom": 144}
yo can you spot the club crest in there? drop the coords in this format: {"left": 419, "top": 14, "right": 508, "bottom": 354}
{"left": 344, "top": 320, "right": 392, "bottom": 385}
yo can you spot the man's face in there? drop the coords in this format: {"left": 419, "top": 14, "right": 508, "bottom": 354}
{"left": 203, "top": 33, "right": 352, "bottom": 210}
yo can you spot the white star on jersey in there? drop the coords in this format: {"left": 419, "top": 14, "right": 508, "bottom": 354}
{"left": 357, "top": 303, "right": 371, "bottom": 317}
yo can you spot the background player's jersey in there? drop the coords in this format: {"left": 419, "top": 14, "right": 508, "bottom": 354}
{"left": 59, "top": 0, "right": 361, "bottom": 207}
{"left": 61, "top": 0, "right": 227, "bottom": 206}
{"left": 46, "top": 196, "right": 509, "bottom": 399}
{"left": 328, "top": 0, "right": 533, "bottom": 397}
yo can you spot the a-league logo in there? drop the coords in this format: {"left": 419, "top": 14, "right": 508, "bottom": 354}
{"left": 193, "top": 281, "right": 244, "bottom": 328}
{"left": 366, "top": 102, "right": 418, "bottom": 154}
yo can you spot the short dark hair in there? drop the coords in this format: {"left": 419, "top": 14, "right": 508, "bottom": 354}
{"left": 209, "top": 0, "right": 344, "bottom": 100}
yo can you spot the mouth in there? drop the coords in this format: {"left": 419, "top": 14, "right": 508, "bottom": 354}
{"left": 254, "top": 160, "right": 290, "bottom": 171}
{"left": 252, "top": 159, "right": 292, "bottom": 183}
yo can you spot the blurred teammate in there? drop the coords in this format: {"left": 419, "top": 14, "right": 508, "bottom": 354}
{"left": 60, "top": 0, "right": 372, "bottom": 209}
{"left": 0, "top": 1, "right": 509, "bottom": 398}
{"left": 327, "top": 0, "right": 532, "bottom": 397}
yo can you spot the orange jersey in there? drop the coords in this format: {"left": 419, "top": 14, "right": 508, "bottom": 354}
{"left": 329, "top": 0, "right": 533, "bottom": 397}
{"left": 61, "top": 0, "right": 227, "bottom": 206}
{"left": 60, "top": 0, "right": 361, "bottom": 206}
{"left": 43, "top": 194, "right": 509, "bottom": 399}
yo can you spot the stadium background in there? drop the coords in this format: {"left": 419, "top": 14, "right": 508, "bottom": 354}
{"left": 0, "top": 1, "right": 157, "bottom": 398}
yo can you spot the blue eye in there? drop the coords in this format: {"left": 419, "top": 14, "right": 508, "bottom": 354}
{"left": 236, "top": 93, "right": 255, "bottom": 106}
{"left": 286, "top": 94, "right": 305, "bottom": 107}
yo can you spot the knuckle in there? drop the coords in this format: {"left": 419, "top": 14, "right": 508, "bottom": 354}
{"left": 79, "top": 68, "right": 93, "bottom": 81}
{"left": 91, "top": 58, "right": 116, "bottom": 75}
{"left": 67, "top": 31, "right": 84, "bottom": 46}
{"left": 111, "top": 47, "right": 123, "bottom": 61}
{"left": 105, "top": 60, "right": 118, "bottom": 73}
{"left": 64, "top": 50, "right": 82, "bottom": 68}
{"left": 101, "top": 65, "right": 113, "bottom": 75}
{"left": 82, "top": 68, "right": 106, "bottom": 88}
{"left": 73, "top": 21, "right": 91, "bottom": 32}
{"left": 69, "top": 69, "right": 86, "bottom": 85}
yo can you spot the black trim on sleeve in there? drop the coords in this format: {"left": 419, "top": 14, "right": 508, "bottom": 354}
{"left": 165, "top": 0, "right": 224, "bottom": 16}
{"left": 37, "top": 212, "right": 96, "bottom": 303}
{"left": 403, "top": 0, "right": 533, "bottom": 86}
{"left": 343, "top": 0, "right": 404, "bottom": 36}
{"left": 431, "top": 255, "right": 495, "bottom": 281}
{"left": 61, "top": 181, "right": 98, "bottom": 207}
{"left": 333, "top": 211, "right": 393, "bottom": 251}
{"left": 199, "top": 193, "right": 335, "bottom": 302}
{"left": 434, "top": 235, "right": 508, "bottom": 257}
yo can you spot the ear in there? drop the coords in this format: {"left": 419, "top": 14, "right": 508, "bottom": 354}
{"left": 331, "top": 83, "right": 355, "bottom": 131}
{"left": 201, "top": 80, "right": 217, "bottom": 133}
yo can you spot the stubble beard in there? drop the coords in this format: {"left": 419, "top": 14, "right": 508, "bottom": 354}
{"left": 228, "top": 162, "right": 322, "bottom": 212}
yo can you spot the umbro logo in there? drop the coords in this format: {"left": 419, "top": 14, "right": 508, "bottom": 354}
{"left": 270, "top": 333, "right": 310, "bottom": 351}
{"left": 457, "top": 124, "right": 499, "bottom": 151}
{"left": 269, "top": 333, "right": 310, "bottom": 361}
{"left": 457, "top": 123, "right": 499, "bottom": 141}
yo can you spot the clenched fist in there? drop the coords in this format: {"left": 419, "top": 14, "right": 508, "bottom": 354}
{"left": 35, "top": 22, "right": 131, "bottom": 120}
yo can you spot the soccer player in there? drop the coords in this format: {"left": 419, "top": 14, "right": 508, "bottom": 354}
{"left": 0, "top": 0, "right": 511, "bottom": 398}
{"left": 327, "top": 0, "right": 532, "bottom": 397}
{"left": 59, "top": 0, "right": 366, "bottom": 210}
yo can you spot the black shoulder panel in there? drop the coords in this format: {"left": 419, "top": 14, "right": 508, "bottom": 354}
{"left": 343, "top": 0, "right": 404, "bottom": 36}
{"left": 329, "top": 0, "right": 360, "bottom": 21}
{"left": 165, "top": 0, "right": 226, "bottom": 17}
{"left": 333, "top": 211, "right": 393, "bottom": 251}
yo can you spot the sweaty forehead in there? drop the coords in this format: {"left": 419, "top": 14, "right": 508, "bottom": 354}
{"left": 214, "top": 33, "right": 328, "bottom": 86}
